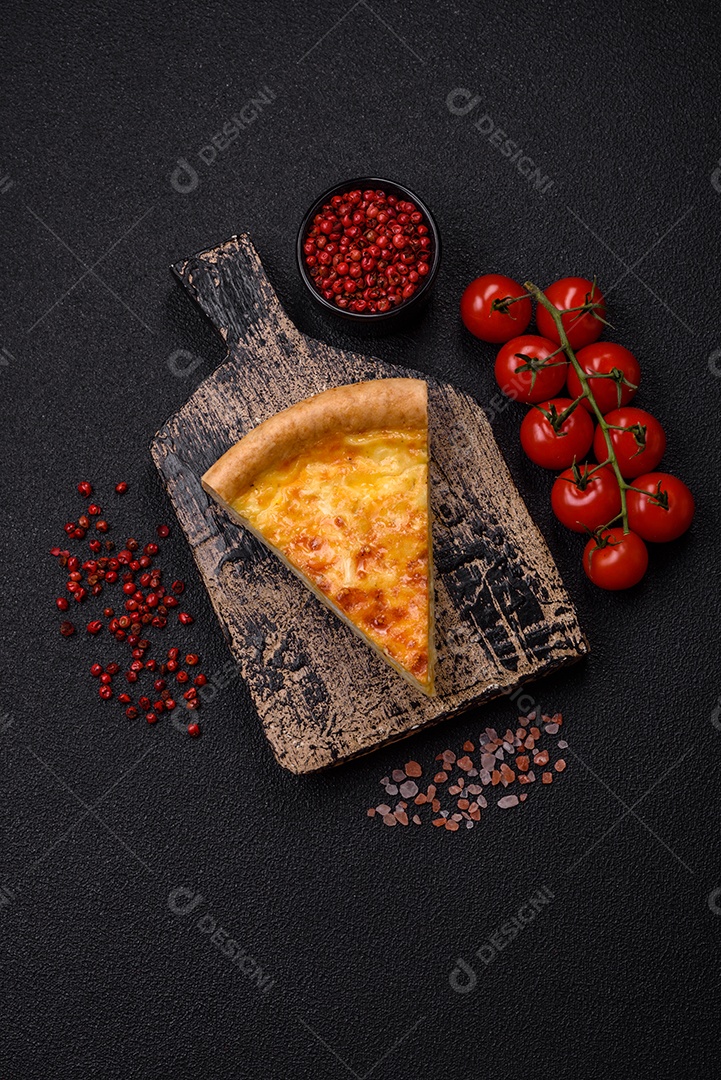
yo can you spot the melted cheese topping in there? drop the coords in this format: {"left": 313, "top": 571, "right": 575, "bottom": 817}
{"left": 232, "top": 428, "right": 432, "bottom": 687}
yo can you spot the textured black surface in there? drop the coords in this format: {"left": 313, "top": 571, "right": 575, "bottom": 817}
{"left": 2, "top": 1, "right": 720, "bottom": 1077}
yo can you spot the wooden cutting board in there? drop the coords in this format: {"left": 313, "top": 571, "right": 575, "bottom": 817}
{"left": 151, "top": 234, "right": 588, "bottom": 773}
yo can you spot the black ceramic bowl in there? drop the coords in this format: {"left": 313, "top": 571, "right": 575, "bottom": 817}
{"left": 296, "top": 177, "right": 441, "bottom": 325}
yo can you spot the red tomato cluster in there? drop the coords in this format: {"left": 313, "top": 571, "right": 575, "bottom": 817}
{"left": 460, "top": 273, "right": 695, "bottom": 590}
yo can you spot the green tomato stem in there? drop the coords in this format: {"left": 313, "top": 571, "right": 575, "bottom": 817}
{"left": 523, "top": 280, "right": 630, "bottom": 534}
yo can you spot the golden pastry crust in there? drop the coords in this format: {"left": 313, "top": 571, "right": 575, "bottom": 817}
{"left": 201, "top": 379, "right": 435, "bottom": 696}
{"left": 202, "top": 378, "right": 427, "bottom": 504}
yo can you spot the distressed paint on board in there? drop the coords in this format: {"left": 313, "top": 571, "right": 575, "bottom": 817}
{"left": 151, "top": 234, "right": 588, "bottom": 773}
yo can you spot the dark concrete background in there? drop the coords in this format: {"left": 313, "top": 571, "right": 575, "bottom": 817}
{"left": 2, "top": 1, "right": 720, "bottom": 1076}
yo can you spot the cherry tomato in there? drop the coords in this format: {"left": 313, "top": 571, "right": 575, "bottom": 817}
{"left": 626, "top": 472, "right": 695, "bottom": 542}
{"left": 494, "top": 334, "right": 568, "bottom": 404}
{"left": 593, "top": 407, "right": 666, "bottom": 478}
{"left": 460, "top": 274, "right": 531, "bottom": 343}
{"left": 567, "top": 342, "right": 641, "bottom": 414}
{"left": 583, "top": 527, "right": 648, "bottom": 590}
{"left": 520, "top": 397, "right": 595, "bottom": 470}
{"left": 551, "top": 465, "right": 622, "bottom": 533}
{"left": 536, "top": 277, "right": 607, "bottom": 350}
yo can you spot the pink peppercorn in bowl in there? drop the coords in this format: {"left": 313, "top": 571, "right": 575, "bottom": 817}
{"left": 296, "top": 177, "right": 441, "bottom": 325}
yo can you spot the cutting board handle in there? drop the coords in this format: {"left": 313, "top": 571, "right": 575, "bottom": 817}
{"left": 172, "top": 233, "right": 297, "bottom": 346}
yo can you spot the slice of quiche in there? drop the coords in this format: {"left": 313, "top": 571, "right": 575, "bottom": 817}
{"left": 201, "top": 378, "right": 435, "bottom": 695}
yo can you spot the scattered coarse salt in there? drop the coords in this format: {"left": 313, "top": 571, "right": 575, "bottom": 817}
{"left": 366, "top": 711, "right": 569, "bottom": 832}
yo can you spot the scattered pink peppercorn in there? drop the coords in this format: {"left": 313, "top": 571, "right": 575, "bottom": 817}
{"left": 187, "top": 722, "right": 201, "bottom": 738}
{"left": 52, "top": 482, "right": 213, "bottom": 741}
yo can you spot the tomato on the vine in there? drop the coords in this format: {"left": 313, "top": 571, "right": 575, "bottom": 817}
{"left": 582, "top": 527, "right": 648, "bottom": 590}
{"left": 460, "top": 274, "right": 531, "bottom": 343}
{"left": 494, "top": 334, "right": 568, "bottom": 403}
{"left": 567, "top": 342, "right": 641, "bottom": 414}
{"left": 551, "top": 464, "right": 622, "bottom": 533}
{"left": 520, "top": 397, "right": 595, "bottom": 470}
{"left": 626, "top": 472, "right": 695, "bottom": 542}
{"left": 536, "top": 277, "right": 606, "bottom": 350}
{"left": 593, "top": 407, "right": 666, "bottom": 478}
